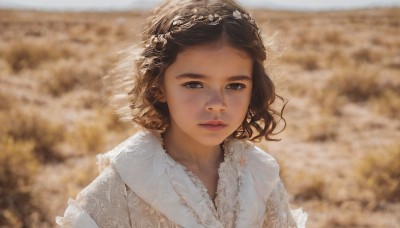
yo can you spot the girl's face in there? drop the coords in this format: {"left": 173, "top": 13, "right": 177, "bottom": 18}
{"left": 161, "top": 42, "right": 253, "bottom": 146}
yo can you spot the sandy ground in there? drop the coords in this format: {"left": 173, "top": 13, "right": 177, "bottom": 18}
{"left": 0, "top": 7, "right": 399, "bottom": 227}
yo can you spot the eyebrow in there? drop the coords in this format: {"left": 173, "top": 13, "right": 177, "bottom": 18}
{"left": 176, "top": 73, "right": 252, "bottom": 81}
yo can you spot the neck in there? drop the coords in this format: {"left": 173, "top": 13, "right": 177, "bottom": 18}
{"left": 162, "top": 128, "right": 224, "bottom": 169}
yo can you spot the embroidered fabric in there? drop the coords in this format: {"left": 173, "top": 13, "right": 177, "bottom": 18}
{"left": 263, "top": 181, "right": 307, "bottom": 228}
{"left": 167, "top": 145, "right": 240, "bottom": 228}
{"left": 56, "top": 131, "right": 307, "bottom": 227}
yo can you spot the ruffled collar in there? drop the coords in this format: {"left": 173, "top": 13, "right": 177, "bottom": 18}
{"left": 104, "top": 130, "right": 279, "bottom": 227}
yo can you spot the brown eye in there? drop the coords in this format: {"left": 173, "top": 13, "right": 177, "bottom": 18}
{"left": 226, "top": 83, "right": 245, "bottom": 90}
{"left": 183, "top": 82, "right": 203, "bottom": 89}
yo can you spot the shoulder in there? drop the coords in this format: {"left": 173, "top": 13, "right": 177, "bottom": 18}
{"left": 95, "top": 130, "right": 163, "bottom": 176}
{"left": 57, "top": 166, "right": 131, "bottom": 227}
{"left": 78, "top": 166, "right": 132, "bottom": 227}
{"left": 230, "top": 139, "right": 280, "bottom": 180}
{"left": 77, "top": 166, "right": 126, "bottom": 208}
{"left": 249, "top": 143, "right": 279, "bottom": 168}
{"left": 228, "top": 139, "right": 280, "bottom": 200}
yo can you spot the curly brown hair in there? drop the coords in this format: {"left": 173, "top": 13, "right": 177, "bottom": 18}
{"left": 106, "top": 0, "right": 286, "bottom": 142}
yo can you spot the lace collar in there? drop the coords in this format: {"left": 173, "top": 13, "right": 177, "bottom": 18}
{"left": 102, "top": 130, "right": 279, "bottom": 227}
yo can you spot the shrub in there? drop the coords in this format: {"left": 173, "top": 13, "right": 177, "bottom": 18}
{"left": 313, "top": 88, "right": 346, "bottom": 116}
{"left": 68, "top": 120, "right": 106, "bottom": 154}
{"left": 370, "top": 90, "right": 400, "bottom": 118}
{"left": 3, "top": 39, "right": 72, "bottom": 72}
{"left": 283, "top": 52, "right": 320, "bottom": 71}
{"left": 101, "top": 107, "right": 132, "bottom": 132}
{"left": 0, "top": 90, "right": 13, "bottom": 110}
{"left": 326, "top": 67, "right": 384, "bottom": 103}
{"left": 302, "top": 116, "right": 338, "bottom": 142}
{"left": 60, "top": 90, "right": 100, "bottom": 109}
{"left": 293, "top": 171, "right": 326, "bottom": 201}
{"left": 0, "top": 59, "right": 11, "bottom": 76}
{"left": 300, "top": 54, "right": 320, "bottom": 71}
{"left": 59, "top": 158, "right": 99, "bottom": 198}
{"left": 1, "top": 108, "right": 65, "bottom": 162}
{"left": 325, "top": 49, "right": 349, "bottom": 68}
{"left": 323, "top": 29, "right": 346, "bottom": 45}
{"left": 68, "top": 24, "right": 97, "bottom": 44}
{"left": 95, "top": 23, "right": 112, "bottom": 36}
{"left": 352, "top": 48, "right": 380, "bottom": 64}
{"left": 324, "top": 212, "right": 363, "bottom": 228}
{"left": 355, "top": 144, "right": 400, "bottom": 203}
{"left": 0, "top": 136, "right": 44, "bottom": 227}
{"left": 40, "top": 59, "right": 104, "bottom": 96}
{"left": 40, "top": 60, "right": 83, "bottom": 96}
{"left": 386, "top": 56, "right": 400, "bottom": 69}
{"left": 0, "top": 137, "right": 37, "bottom": 195}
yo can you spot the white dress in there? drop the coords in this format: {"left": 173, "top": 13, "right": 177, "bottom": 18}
{"left": 56, "top": 130, "right": 307, "bottom": 227}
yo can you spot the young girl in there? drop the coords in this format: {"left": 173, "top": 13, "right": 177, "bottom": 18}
{"left": 57, "top": 0, "right": 307, "bottom": 227}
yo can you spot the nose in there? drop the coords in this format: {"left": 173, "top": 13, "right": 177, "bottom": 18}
{"left": 205, "top": 89, "right": 226, "bottom": 111}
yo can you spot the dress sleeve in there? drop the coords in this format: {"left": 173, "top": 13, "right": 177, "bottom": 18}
{"left": 262, "top": 180, "right": 307, "bottom": 228}
{"left": 56, "top": 166, "right": 132, "bottom": 228}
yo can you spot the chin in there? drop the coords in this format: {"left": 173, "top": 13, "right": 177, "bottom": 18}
{"left": 196, "top": 133, "right": 230, "bottom": 146}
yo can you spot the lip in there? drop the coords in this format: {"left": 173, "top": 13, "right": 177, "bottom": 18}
{"left": 199, "top": 120, "right": 226, "bottom": 131}
{"left": 201, "top": 120, "right": 225, "bottom": 125}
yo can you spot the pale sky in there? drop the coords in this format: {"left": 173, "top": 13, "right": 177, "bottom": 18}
{"left": 1, "top": 0, "right": 399, "bottom": 11}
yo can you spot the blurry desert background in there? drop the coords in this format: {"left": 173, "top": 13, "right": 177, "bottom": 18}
{"left": 0, "top": 5, "right": 399, "bottom": 228}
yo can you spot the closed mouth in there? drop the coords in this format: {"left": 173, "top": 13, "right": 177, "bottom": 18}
{"left": 199, "top": 121, "right": 226, "bottom": 131}
{"left": 200, "top": 120, "right": 225, "bottom": 125}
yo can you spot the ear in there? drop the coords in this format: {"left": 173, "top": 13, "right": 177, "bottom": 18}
{"left": 157, "top": 86, "right": 167, "bottom": 103}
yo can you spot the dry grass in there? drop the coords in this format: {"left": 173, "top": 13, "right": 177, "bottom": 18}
{"left": 0, "top": 136, "right": 46, "bottom": 227}
{"left": 1, "top": 7, "right": 399, "bottom": 228}
{"left": 325, "top": 67, "right": 391, "bottom": 103}
{"left": 281, "top": 52, "right": 320, "bottom": 71}
{"left": 313, "top": 89, "right": 346, "bottom": 116}
{"left": 352, "top": 47, "right": 382, "bottom": 64}
{"left": 292, "top": 171, "right": 326, "bottom": 201}
{"left": 3, "top": 39, "right": 73, "bottom": 73}
{"left": 355, "top": 144, "right": 400, "bottom": 203}
{"left": 0, "top": 108, "right": 65, "bottom": 163}
{"left": 302, "top": 116, "right": 338, "bottom": 142}
{"left": 370, "top": 89, "right": 400, "bottom": 118}
{"left": 67, "top": 119, "right": 107, "bottom": 155}
{"left": 0, "top": 90, "right": 13, "bottom": 110}
{"left": 39, "top": 59, "right": 104, "bottom": 96}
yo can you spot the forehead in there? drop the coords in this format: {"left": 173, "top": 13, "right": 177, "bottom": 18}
{"left": 176, "top": 41, "right": 251, "bottom": 61}
{"left": 182, "top": 41, "right": 250, "bottom": 58}
{"left": 166, "top": 42, "right": 253, "bottom": 77}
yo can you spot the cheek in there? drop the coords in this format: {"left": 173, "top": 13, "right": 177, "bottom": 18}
{"left": 167, "top": 91, "right": 202, "bottom": 112}
{"left": 226, "top": 96, "right": 250, "bottom": 121}
{"left": 228, "top": 91, "right": 252, "bottom": 107}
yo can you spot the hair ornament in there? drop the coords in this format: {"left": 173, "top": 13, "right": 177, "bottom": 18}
{"left": 233, "top": 10, "right": 255, "bottom": 24}
{"left": 149, "top": 34, "right": 168, "bottom": 47}
{"left": 208, "top": 14, "right": 215, "bottom": 21}
{"left": 148, "top": 9, "right": 257, "bottom": 48}
{"left": 172, "top": 15, "right": 184, "bottom": 26}
{"left": 232, "top": 10, "right": 242, "bottom": 19}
